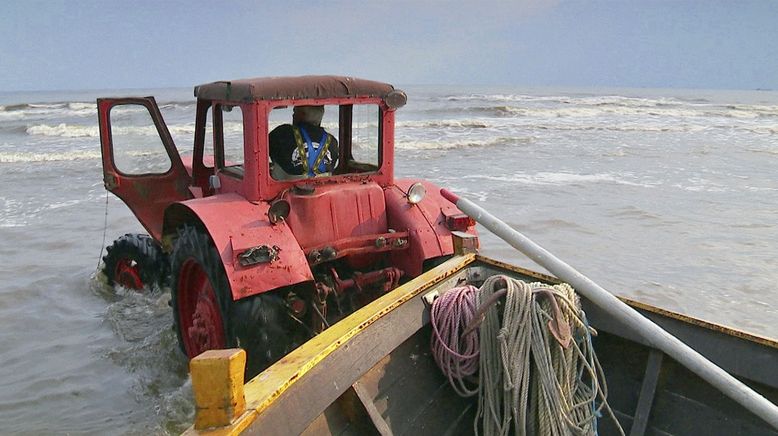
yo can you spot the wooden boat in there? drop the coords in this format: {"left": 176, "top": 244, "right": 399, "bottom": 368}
{"left": 183, "top": 249, "right": 778, "bottom": 435}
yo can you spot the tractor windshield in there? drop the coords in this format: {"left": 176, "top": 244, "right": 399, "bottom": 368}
{"left": 268, "top": 104, "right": 380, "bottom": 180}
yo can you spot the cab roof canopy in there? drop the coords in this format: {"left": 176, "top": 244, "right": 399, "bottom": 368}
{"left": 194, "top": 75, "right": 397, "bottom": 103}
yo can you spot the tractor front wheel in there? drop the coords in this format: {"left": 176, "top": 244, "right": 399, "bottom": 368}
{"left": 171, "top": 225, "right": 299, "bottom": 376}
{"left": 102, "top": 233, "right": 168, "bottom": 290}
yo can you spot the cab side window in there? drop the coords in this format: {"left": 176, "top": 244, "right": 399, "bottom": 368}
{"left": 109, "top": 103, "right": 172, "bottom": 175}
{"left": 350, "top": 104, "right": 380, "bottom": 168}
{"left": 216, "top": 104, "right": 245, "bottom": 178}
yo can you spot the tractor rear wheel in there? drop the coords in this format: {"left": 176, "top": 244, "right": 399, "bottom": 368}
{"left": 231, "top": 290, "right": 302, "bottom": 376}
{"left": 170, "top": 225, "right": 299, "bottom": 376}
{"left": 102, "top": 233, "right": 168, "bottom": 290}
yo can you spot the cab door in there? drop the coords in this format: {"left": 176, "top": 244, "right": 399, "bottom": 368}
{"left": 98, "top": 97, "right": 192, "bottom": 241}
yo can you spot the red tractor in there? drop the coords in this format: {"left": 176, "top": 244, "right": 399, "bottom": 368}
{"left": 98, "top": 76, "right": 477, "bottom": 374}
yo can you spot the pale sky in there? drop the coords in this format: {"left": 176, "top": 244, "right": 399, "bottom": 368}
{"left": 1, "top": 0, "right": 777, "bottom": 92}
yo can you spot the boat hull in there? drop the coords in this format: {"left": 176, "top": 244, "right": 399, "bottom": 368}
{"left": 185, "top": 255, "right": 778, "bottom": 435}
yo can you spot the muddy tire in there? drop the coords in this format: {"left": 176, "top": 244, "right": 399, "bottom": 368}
{"left": 171, "top": 225, "right": 298, "bottom": 376}
{"left": 231, "top": 292, "right": 301, "bottom": 377}
{"left": 102, "top": 233, "right": 168, "bottom": 290}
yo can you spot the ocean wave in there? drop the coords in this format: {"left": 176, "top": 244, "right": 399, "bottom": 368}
{"left": 441, "top": 94, "right": 569, "bottom": 103}
{"left": 738, "top": 125, "right": 778, "bottom": 135}
{"left": 0, "top": 150, "right": 103, "bottom": 163}
{"left": 460, "top": 171, "right": 652, "bottom": 187}
{"left": 159, "top": 102, "right": 196, "bottom": 110}
{"left": 530, "top": 123, "right": 709, "bottom": 133}
{"left": 395, "top": 136, "right": 532, "bottom": 150}
{"left": 1, "top": 100, "right": 195, "bottom": 112}
{"left": 0, "top": 102, "right": 94, "bottom": 119}
{"left": 26, "top": 124, "right": 100, "bottom": 137}
{"left": 432, "top": 94, "right": 778, "bottom": 119}
{"left": 746, "top": 147, "right": 778, "bottom": 155}
{"left": 23, "top": 122, "right": 226, "bottom": 138}
{"left": 440, "top": 93, "right": 681, "bottom": 108}
{"left": 426, "top": 103, "right": 778, "bottom": 121}
{"left": 396, "top": 119, "right": 491, "bottom": 128}
{"left": 0, "top": 100, "right": 194, "bottom": 121}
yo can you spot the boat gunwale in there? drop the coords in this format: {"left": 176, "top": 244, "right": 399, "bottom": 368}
{"left": 185, "top": 253, "right": 477, "bottom": 435}
{"left": 185, "top": 253, "right": 778, "bottom": 434}
{"left": 474, "top": 255, "right": 778, "bottom": 351}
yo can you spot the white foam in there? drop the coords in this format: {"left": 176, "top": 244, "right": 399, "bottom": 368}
{"left": 27, "top": 103, "right": 66, "bottom": 109}
{"left": 395, "top": 136, "right": 531, "bottom": 150}
{"left": 68, "top": 102, "right": 96, "bottom": 111}
{"left": 460, "top": 171, "right": 653, "bottom": 188}
{"left": 26, "top": 123, "right": 100, "bottom": 137}
{"left": 0, "top": 150, "right": 103, "bottom": 163}
{"left": 0, "top": 100, "right": 195, "bottom": 121}
{"left": 397, "top": 119, "right": 491, "bottom": 128}
{"left": 437, "top": 94, "right": 778, "bottom": 121}
{"left": 48, "top": 199, "right": 84, "bottom": 210}
{"left": 24, "top": 122, "right": 206, "bottom": 138}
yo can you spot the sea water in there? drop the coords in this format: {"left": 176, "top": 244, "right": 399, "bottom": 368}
{"left": 0, "top": 85, "right": 776, "bottom": 433}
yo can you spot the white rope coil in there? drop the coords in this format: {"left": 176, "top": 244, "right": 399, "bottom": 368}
{"left": 430, "top": 275, "right": 623, "bottom": 436}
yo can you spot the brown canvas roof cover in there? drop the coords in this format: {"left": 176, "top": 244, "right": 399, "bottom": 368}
{"left": 194, "top": 75, "right": 396, "bottom": 102}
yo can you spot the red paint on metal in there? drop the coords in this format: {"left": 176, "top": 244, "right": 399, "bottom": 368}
{"left": 173, "top": 194, "right": 313, "bottom": 300}
{"left": 176, "top": 258, "right": 227, "bottom": 358}
{"left": 114, "top": 258, "right": 144, "bottom": 290}
{"left": 194, "top": 76, "right": 397, "bottom": 102}
{"left": 331, "top": 267, "right": 404, "bottom": 295}
{"left": 440, "top": 188, "right": 460, "bottom": 205}
{"left": 445, "top": 213, "right": 476, "bottom": 232}
{"left": 100, "top": 77, "right": 476, "bottom": 308}
{"left": 385, "top": 179, "right": 477, "bottom": 277}
{"left": 303, "top": 231, "right": 409, "bottom": 266}
{"left": 284, "top": 182, "right": 388, "bottom": 249}
{"left": 97, "top": 97, "right": 193, "bottom": 240}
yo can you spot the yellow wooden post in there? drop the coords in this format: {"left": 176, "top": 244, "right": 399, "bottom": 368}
{"left": 190, "top": 348, "right": 247, "bottom": 430}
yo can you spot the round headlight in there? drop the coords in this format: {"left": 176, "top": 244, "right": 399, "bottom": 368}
{"left": 407, "top": 182, "right": 426, "bottom": 204}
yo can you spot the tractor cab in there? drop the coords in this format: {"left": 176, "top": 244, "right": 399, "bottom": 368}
{"left": 98, "top": 76, "right": 477, "bottom": 375}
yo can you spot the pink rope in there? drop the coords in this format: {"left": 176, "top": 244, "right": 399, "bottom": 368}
{"left": 430, "top": 285, "right": 480, "bottom": 396}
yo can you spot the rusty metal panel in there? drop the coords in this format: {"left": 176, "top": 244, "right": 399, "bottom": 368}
{"left": 177, "top": 193, "right": 313, "bottom": 300}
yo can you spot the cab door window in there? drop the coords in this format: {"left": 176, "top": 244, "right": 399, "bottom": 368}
{"left": 109, "top": 104, "right": 172, "bottom": 175}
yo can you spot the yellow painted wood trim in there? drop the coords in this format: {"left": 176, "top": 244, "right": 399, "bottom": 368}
{"left": 621, "top": 296, "right": 778, "bottom": 350}
{"left": 183, "top": 253, "right": 476, "bottom": 435}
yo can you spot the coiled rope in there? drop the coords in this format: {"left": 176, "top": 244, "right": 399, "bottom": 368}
{"left": 430, "top": 275, "right": 623, "bottom": 436}
{"left": 430, "top": 285, "right": 481, "bottom": 397}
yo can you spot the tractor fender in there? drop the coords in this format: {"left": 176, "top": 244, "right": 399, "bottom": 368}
{"left": 163, "top": 193, "right": 313, "bottom": 301}
{"left": 385, "top": 179, "right": 476, "bottom": 277}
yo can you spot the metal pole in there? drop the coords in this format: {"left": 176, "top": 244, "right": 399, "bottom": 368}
{"left": 440, "top": 189, "right": 778, "bottom": 429}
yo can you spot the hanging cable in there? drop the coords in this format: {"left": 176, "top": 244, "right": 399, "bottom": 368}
{"left": 96, "top": 189, "right": 110, "bottom": 272}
